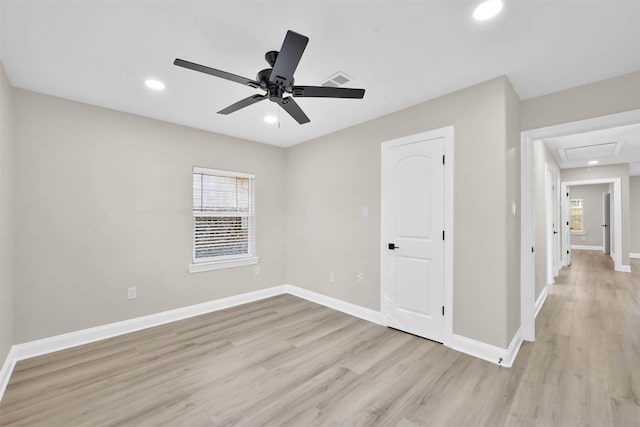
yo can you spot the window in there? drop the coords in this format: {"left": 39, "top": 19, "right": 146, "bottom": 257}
{"left": 570, "top": 198, "right": 584, "bottom": 233}
{"left": 190, "top": 167, "right": 258, "bottom": 272}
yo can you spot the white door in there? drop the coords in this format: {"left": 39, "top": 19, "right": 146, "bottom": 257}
{"left": 545, "top": 166, "right": 558, "bottom": 284}
{"left": 381, "top": 136, "right": 445, "bottom": 342}
{"left": 603, "top": 192, "right": 611, "bottom": 254}
{"left": 551, "top": 171, "right": 560, "bottom": 277}
{"left": 561, "top": 186, "right": 571, "bottom": 266}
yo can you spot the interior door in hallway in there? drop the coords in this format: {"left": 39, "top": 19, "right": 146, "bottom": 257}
{"left": 562, "top": 186, "right": 571, "bottom": 266}
{"left": 603, "top": 192, "right": 611, "bottom": 254}
{"left": 381, "top": 135, "right": 445, "bottom": 343}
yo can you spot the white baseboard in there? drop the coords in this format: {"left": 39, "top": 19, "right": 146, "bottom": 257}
{"left": 616, "top": 264, "right": 631, "bottom": 273}
{"left": 535, "top": 286, "right": 549, "bottom": 318}
{"left": 630, "top": 253, "right": 640, "bottom": 259}
{"left": 447, "top": 328, "right": 522, "bottom": 368}
{"left": 284, "top": 284, "right": 385, "bottom": 325}
{"left": 11, "top": 285, "right": 289, "bottom": 363}
{"left": 0, "top": 283, "right": 522, "bottom": 403}
{"left": 571, "top": 245, "right": 603, "bottom": 251}
{"left": 0, "top": 347, "right": 17, "bottom": 403}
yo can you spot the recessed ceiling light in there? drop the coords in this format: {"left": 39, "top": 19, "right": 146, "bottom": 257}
{"left": 588, "top": 160, "right": 599, "bottom": 165}
{"left": 473, "top": 0, "right": 504, "bottom": 21}
{"left": 145, "top": 79, "right": 165, "bottom": 91}
{"left": 264, "top": 115, "right": 278, "bottom": 124}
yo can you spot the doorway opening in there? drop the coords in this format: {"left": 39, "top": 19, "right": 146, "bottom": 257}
{"left": 520, "top": 109, "right": 639, "bottom": 342}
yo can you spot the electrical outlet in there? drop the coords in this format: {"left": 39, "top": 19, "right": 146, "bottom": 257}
{"left": 357, "top": 272, "right": 364, "bottom": 284}
{"left": 127, "top": 287, "right": 137, "bottom": 300}
{"left": 361, "top": 206, "right": 369, "bottom": 217}
{"left": 329, "top": 272, "right": 335, "bottom": 283}
{"left": 254, "top": 265, "right": 261, "bottom": 276}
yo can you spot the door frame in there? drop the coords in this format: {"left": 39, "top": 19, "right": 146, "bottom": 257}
{"left": 520, "top": 109, "right": 639, "bottom": 342}
{"left": 560, "top": 179, "right": 621, "bottom": 262}
{"left": 380, "top": 126, "right": 454, "bottom": 346}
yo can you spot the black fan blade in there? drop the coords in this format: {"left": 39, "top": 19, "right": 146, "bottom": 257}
{"left": 292, "top": 86, "right": 365, "bottom": 99}
{"left": 269, "top": 31, "right": 309, "bottom": 88}
{"left": 277, "top": 97, "right": 310, "bottom": 124}
{"left": 174, "top": 59, "right": 260, "bottom": 88}
{"left": 218, "top": 94, "right": 267, "bottom": 115}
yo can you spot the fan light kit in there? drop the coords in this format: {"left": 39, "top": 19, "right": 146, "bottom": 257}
{"left": 145, "top": 79, "right": 165, "bottom": 91}
{"left": 473, "top": 0, "right": 504, "bottom": 21}
{"left": 264, "top": 115, "right": 278, "bottom": 124}
{"left": 588, "top": 160, "right": 599, "bottom": 165}
{"left": 174, "top": 30, "right": 366, "bottom": 124}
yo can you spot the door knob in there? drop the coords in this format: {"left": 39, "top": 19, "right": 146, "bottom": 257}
{"left": 388, "top": 243, "right": 399, "bottom": 250}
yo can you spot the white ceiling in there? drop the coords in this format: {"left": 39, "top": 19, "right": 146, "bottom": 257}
{"left": 543, "top": 123, "right": 640, "bottom": 175}
{"left": 1, "top": 1, "right": 639, "bottom": 147}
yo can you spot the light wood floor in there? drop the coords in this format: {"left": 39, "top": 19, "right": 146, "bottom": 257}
{"left": 1, "top": 250, "right": 638, "bottom": 426}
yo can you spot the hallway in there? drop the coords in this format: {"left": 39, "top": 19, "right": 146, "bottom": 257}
{"left": 509, "top": 250, "right": 639, "bottom": 425}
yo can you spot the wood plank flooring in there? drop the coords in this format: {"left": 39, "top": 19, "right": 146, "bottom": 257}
{"left": 1, "top": 250, "right": 638, "bottom": 426}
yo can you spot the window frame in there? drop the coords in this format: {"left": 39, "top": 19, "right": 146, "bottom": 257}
{"left": 570, "top": 198, "right": 585, "bottom": 235}
{"left": 189, "top": 166, "right": 259, "bottom": 273}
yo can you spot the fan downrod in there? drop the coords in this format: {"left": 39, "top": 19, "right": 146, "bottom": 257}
{"left": 265, "top": 51, "right": 279, "bottom": 67}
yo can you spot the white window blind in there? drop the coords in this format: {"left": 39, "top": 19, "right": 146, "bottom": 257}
{"left": 192, "top": 167, "right": 255, "bottom": 263}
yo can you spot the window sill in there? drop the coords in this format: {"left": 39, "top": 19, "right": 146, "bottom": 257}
{"left": 188, "top": 256, "right": 259, "bottom": 273}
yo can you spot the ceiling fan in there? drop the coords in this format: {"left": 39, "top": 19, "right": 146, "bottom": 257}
{"left": 174, "top": 30, "right": 366, "bottom": 124}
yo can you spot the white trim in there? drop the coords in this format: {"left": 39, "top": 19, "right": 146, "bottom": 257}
{"left": 10, "top": 285, "right": 287, "bottom": 363}
{"left": 630, "top": 253, "right": 640, "bottom": 259}
{"left": 284, "top": 285, "right": 386, "bottom": 325}
{"left": 379, "top": 126, "right": 454, "bottom": 346}
{"left": 520, "top": 132, "right": 535, "bottom": 341}
{"left": 188, "top": 256, "right": 259, "bottom": 273}
{"left": 571, "top": 245, "right": 604, "bottom": 251}
{"left": 447, "top": 328, "right": 522, "bottom": 368}
{"left": 534, "top": 286, "right": 549, "bottom": 318}
{"left": 1, "top": 280, "right": 526, "bottom": 403}
{"left": 618, "top": 264, "right": 631, "bottom": 273}
{"left": 0, "top": 347, "right": 17, "bottom": 403}
{"left": 520, "top": 109, "right": 640, "bottom": 343}
{"left": 192, "top": 166, "right": 254, "bottom": 179}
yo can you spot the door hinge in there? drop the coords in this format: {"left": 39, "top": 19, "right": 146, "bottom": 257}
{"left": 567, "top": 250, "right": 570, "bottom": 254}
{"left": 442, "top": 155, "right": 445, "bottom": 165}
{"left": 442, "top": 306, "right": 445, "bottom": 316}
{"left": 531, "top": 246, "right": 534, "bottom": 253}
{"left": 566, "top": 192, "right": 569, "bottom": 197}
{"left": 566, "top": 221, "right": 569, "bottom": 226}
{"left": 442, "top": 230, "right": 445, "bottom": 240}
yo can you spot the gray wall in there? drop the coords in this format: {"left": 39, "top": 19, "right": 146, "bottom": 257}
{"left": 533, "top": 141, "right": 560, "bottom": 298}
{"left": 505, "top": 79, "right": 521, "bottom": 344}
{"left": 13, "top": 89, "right": 287, "bottom": 343}
{"left": 561, "top": 164, "right": 630, "bottom": 267}
{"left": 286, "top": 76, "right": 518, "bottom": 349}
{"left": 5, "top": 70, "right": 638, "bottom": 354}
{"left": 0, "top": 63, "right": 14, "bottom": 364}
{"left": 569, "top": 184, "right": 609, "bottom": 248}
{"left": 630, "top": 176, "right": 640, "bottom": 255}
{"left": 521, "top": 71, "right": 640, "bottom": 131}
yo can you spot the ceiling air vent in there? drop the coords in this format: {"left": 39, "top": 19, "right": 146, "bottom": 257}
{"left": 322, "top": 71, "right": 353, "bottom": 87}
